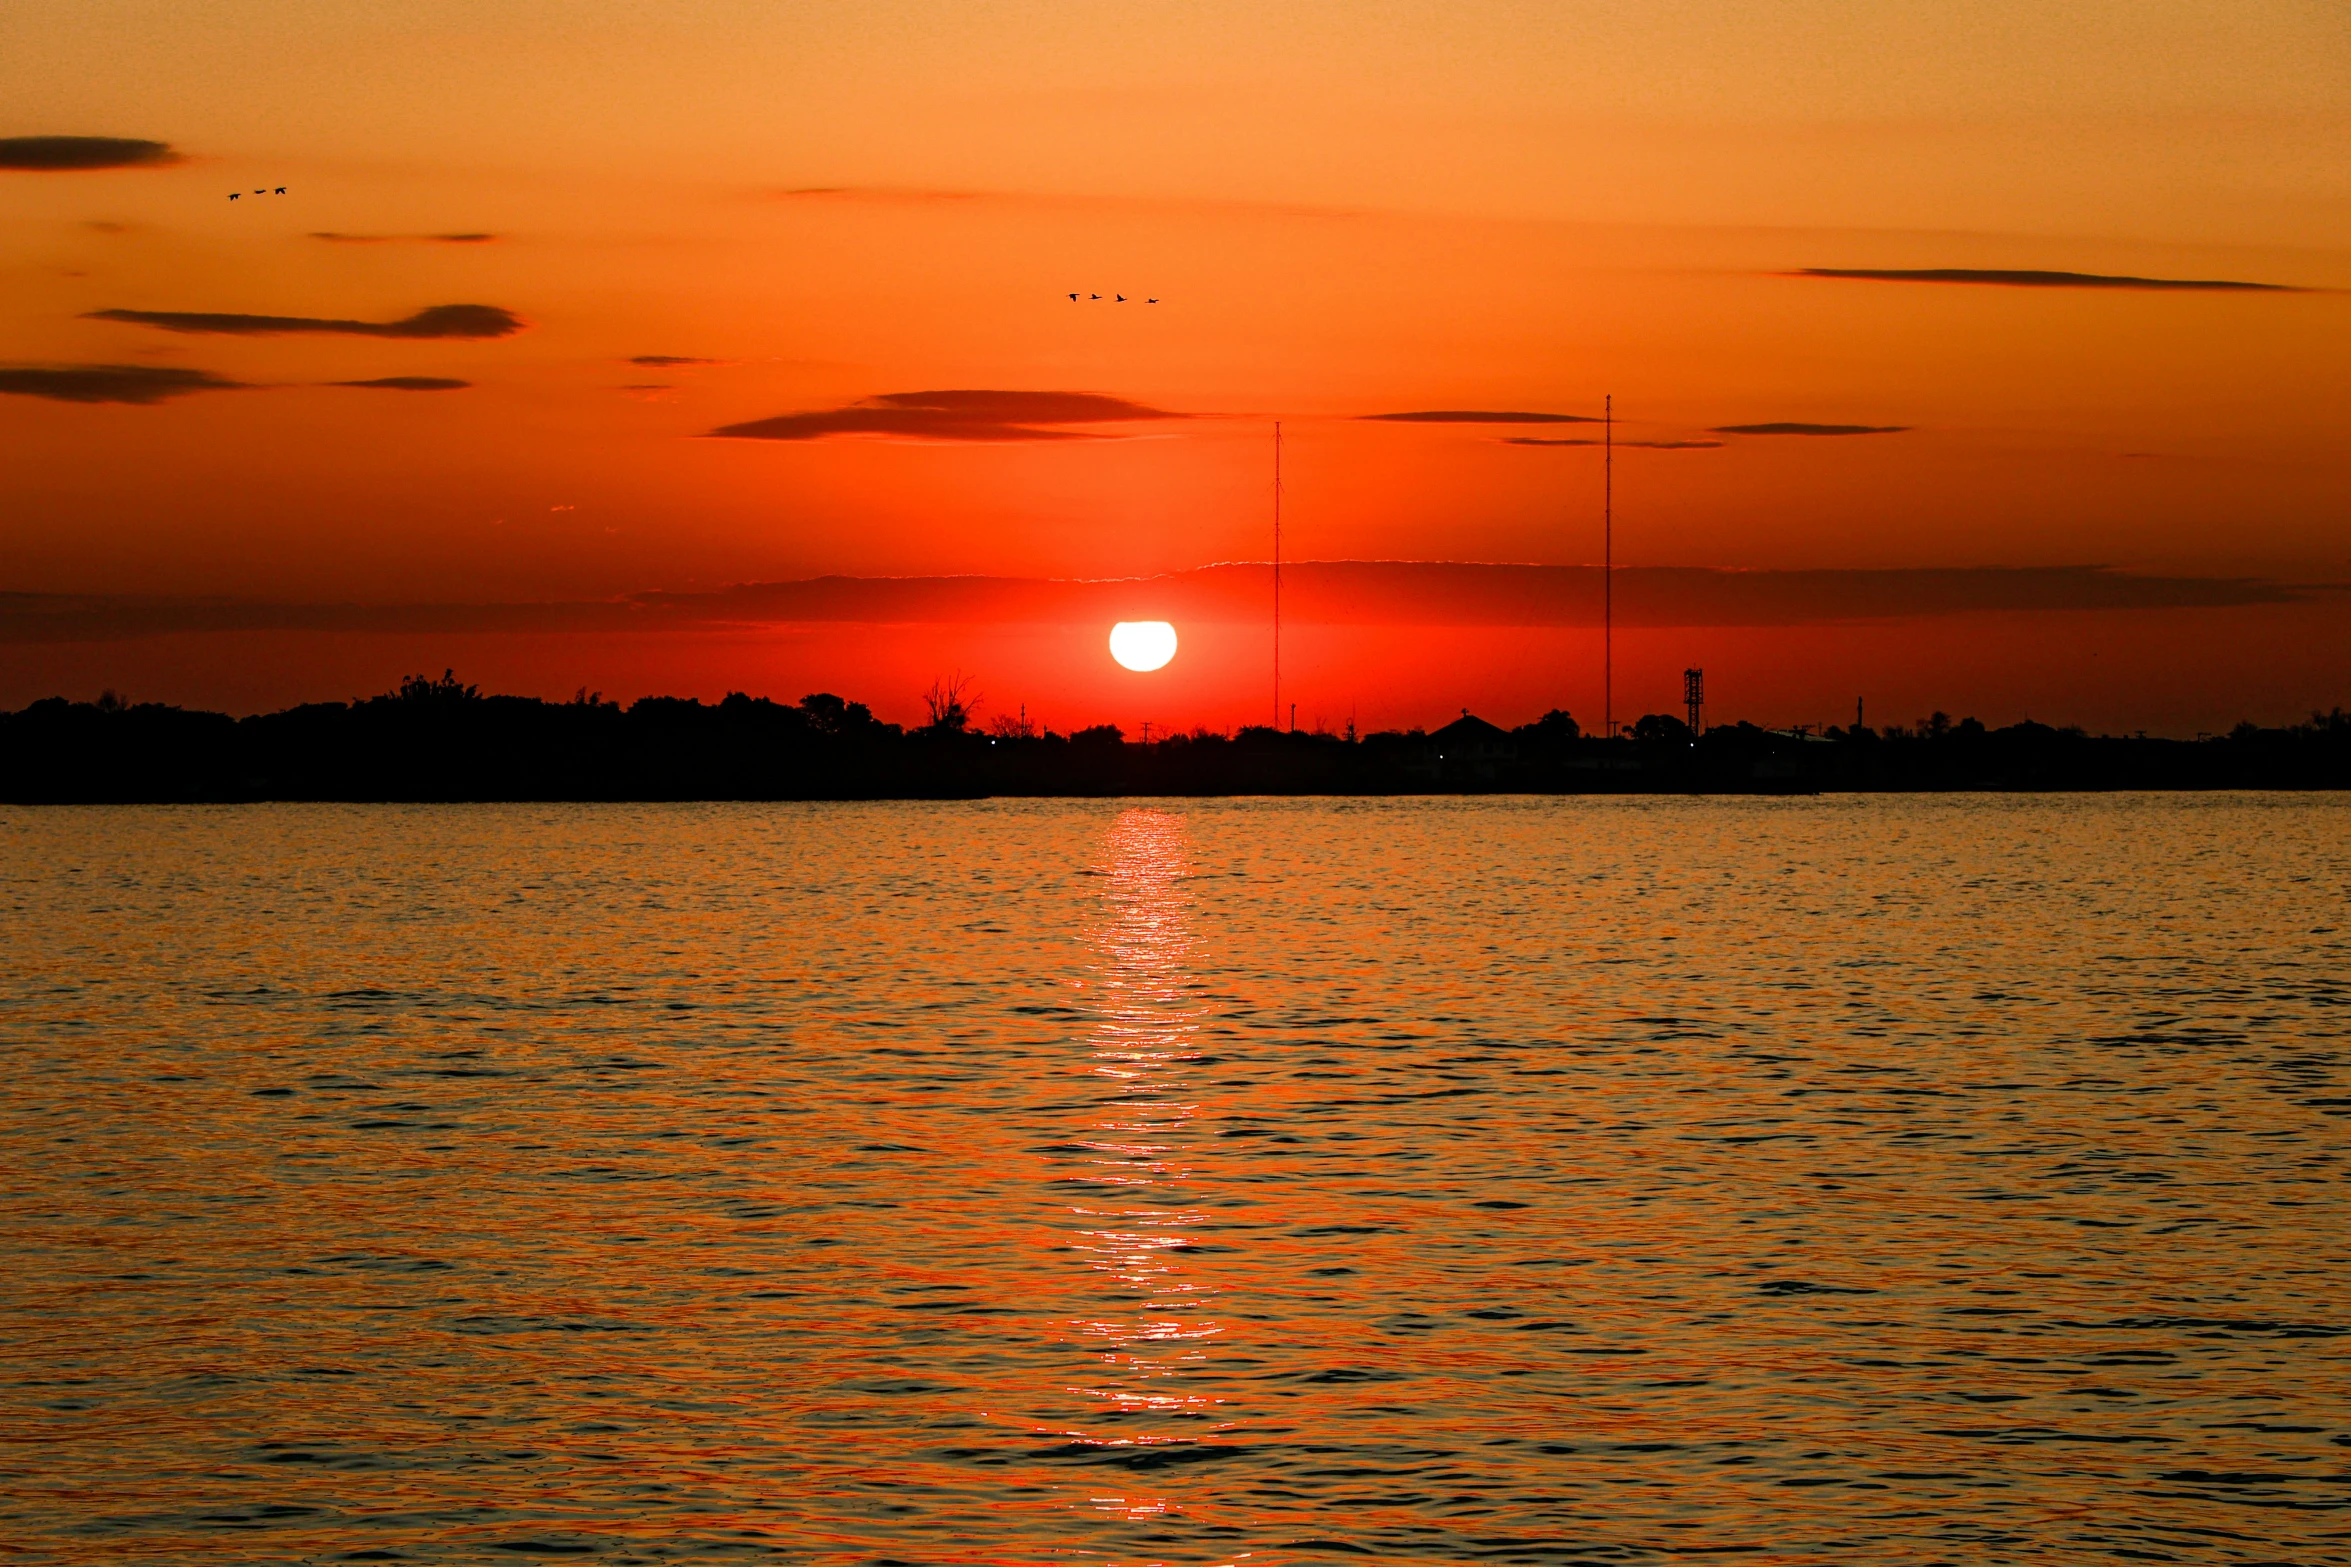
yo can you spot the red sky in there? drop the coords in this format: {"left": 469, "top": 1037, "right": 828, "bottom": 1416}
{"left": 3, "top": 1, "right": 2346, "bottom": 733}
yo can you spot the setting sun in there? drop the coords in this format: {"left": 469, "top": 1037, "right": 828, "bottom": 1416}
{"left": 1109, "top": 621, "right": 1178, "bottom": 673}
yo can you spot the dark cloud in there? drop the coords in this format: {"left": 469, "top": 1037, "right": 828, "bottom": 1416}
{"left": 711, "top": 389, "right": 1184, "bottom": 442}
{"left": 1362, "top": 409, "right": 1600, "bottom": 424}
{"left": 332, "top": 376, "right": 469, "bottom": 391}
{"left": 679, "top": 564, "right": 2307, "bottom": 629}
{"left": 631, "top": 355, "right": 722, "bottom": 366}
{"left": 1504, "top": 437, "right": 1722, "bottom": 449}
{"left": 308, "top": 232, "right": 499, "bottom": 245}
{"left": 0, "top": 364, "right": 244, "bottom": 404}
{"left": 3, "top": 564, "right": 2310, "bottom": 644}
{"left": 0, "top": 136, "right": 180, "bottom": 171}
{"left": 86, "top": 303, "right": 524, "bottom": 339}
{"left": 1713, "top": 422, "right": 1909, "bottom": 436}
{"left": 1791, "top": 267, "right": 2304, "bottom": 293}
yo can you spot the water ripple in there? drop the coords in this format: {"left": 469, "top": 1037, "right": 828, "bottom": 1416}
{"left": 0, "top": 795, "right": 2345, "bottom": 1563}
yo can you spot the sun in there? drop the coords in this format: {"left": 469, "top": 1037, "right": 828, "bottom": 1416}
{"left": 1109, "top": 621, "right": 1177, "bottom": 672}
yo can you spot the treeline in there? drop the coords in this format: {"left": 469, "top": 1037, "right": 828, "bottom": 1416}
{"left": 2, "top": 673, "right": 2346, "bottom": 802}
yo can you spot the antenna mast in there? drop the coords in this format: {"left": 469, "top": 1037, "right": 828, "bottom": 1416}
{"left": 1603, "top": 394, "right": 1613, "bottom": 740}
{"left": 1273, "top": 420, "right": 1283, "bottom": 732}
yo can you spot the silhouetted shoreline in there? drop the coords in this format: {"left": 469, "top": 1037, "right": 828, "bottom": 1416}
{"left": 4, "top": 675, "right": 2346, "bottom": 803}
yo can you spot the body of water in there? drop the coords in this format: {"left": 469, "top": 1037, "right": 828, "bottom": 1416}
{"left": 2, "top": 797, "right": 2346, "bottom": 1564}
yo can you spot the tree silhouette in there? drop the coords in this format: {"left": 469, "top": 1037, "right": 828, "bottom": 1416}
{"left": 394, "top": 669, "right": 480, "bottom": 704}
{"left": 1630, "top": 712, "right": 1692, "bottom": 744}
{"left": 922, "top": 673, "right": 978, "bottom": 734}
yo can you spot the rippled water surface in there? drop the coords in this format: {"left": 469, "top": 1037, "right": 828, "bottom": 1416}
{"left": 3, "top": 797, "right": 2348, "bottom": 1565}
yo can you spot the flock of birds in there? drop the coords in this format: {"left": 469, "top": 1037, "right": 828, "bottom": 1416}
{"left": 1070, "top": 292, "right": 1159, "bottom": 303}
{"left": 228, "top": 187, "right": 287, "bottom": 199}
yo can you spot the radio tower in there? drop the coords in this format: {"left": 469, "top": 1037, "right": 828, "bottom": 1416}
{"left": 1684, "top": 667, "right": 1704, "bottom": 738}
{"left": 1272, "top": 420, "right": 1283, "bottom": 732}
{"left": 1603, "top": 394, "right": 1613, "bottom": 740}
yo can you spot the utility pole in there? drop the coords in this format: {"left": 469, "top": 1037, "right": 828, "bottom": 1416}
{"left": 1604, "top": 394, "right": 1613, "bottom": 740}
{"left": 1273, "top": 420, "right": 1283, "bottom": 733}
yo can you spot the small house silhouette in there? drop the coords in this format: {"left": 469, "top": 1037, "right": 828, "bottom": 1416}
{"left": 1426, "top": 712, "right": 1516, "bottom": 778}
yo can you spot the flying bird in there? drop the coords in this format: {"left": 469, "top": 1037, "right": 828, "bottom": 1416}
{"left": 1115, "top": 294, "right": 1126, "bottom": 302}
{"left": 1090, "top": 293, "right": 1101, "bottom": 300}
{"left": 1147, "top": 297, "right": 1159, "bottom": 304}
{"left": 227, "top": 192, "right": 238, "bottom": 200}
{"left": 253, "top": 189, "right": 264, "bottom": 195}
{"left": 1068, "top": 292, "right": 1079, "bottom": 301}
{"left": 274, "top": 187, "right": 286, "bottom": 195}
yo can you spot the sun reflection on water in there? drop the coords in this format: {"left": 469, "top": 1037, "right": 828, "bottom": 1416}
{"left": 1056, "top": 807, "right": 1226, "bottom": 1506}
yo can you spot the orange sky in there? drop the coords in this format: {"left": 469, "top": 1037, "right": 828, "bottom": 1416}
{"left": 2, "top": 1, "right": 2346, "bottom": 731}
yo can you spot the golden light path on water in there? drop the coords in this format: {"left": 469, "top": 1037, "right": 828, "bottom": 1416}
{"left": 1066, "top": 811, "right": 1219, "bottom": 1529}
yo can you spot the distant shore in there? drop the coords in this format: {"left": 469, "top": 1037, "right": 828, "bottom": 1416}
{"left": 4, "top": 678, "right": 2346, "bottom": 802}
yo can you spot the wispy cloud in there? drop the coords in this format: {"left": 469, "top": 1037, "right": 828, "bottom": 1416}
{"left": 711, "top": 389, "right": 1184, "bottom": 443}
{"left": 331, "top": 376, "right": 469, "bottom": 391}
{"left": 0, "top": 136, "right": 180, "bottom": 171}
{"left": 308, "top": 231, "right": 499, "bottom": 245}
{"left": 0, "top": 364, "right": 244, "bottom": 404}
{"left": 631, "top": 355, "right": 723, "bottom": 367}
{"left": 2, "top": 564, "right": 2309, "bottom": 644}
{"left": 86, "top": 303, "right": 525, "bottom": 339}
{"left": 1713, "top": 422, "right": 1909, "bottom": 436}
{"left": 773, "top": 185, "right": 982, "bottom": 203}
{"left": 762, "top": 182, "right": 1375, "bottom": 225}
{"left": 1790, "top": 267, "right": 2305, "bottom": 293}
{"left": 1504, "top": 437, "right": 1722, "bottom": 449}
{"left": 1362, "top": 409, "right": 1600, "bottom": 424}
